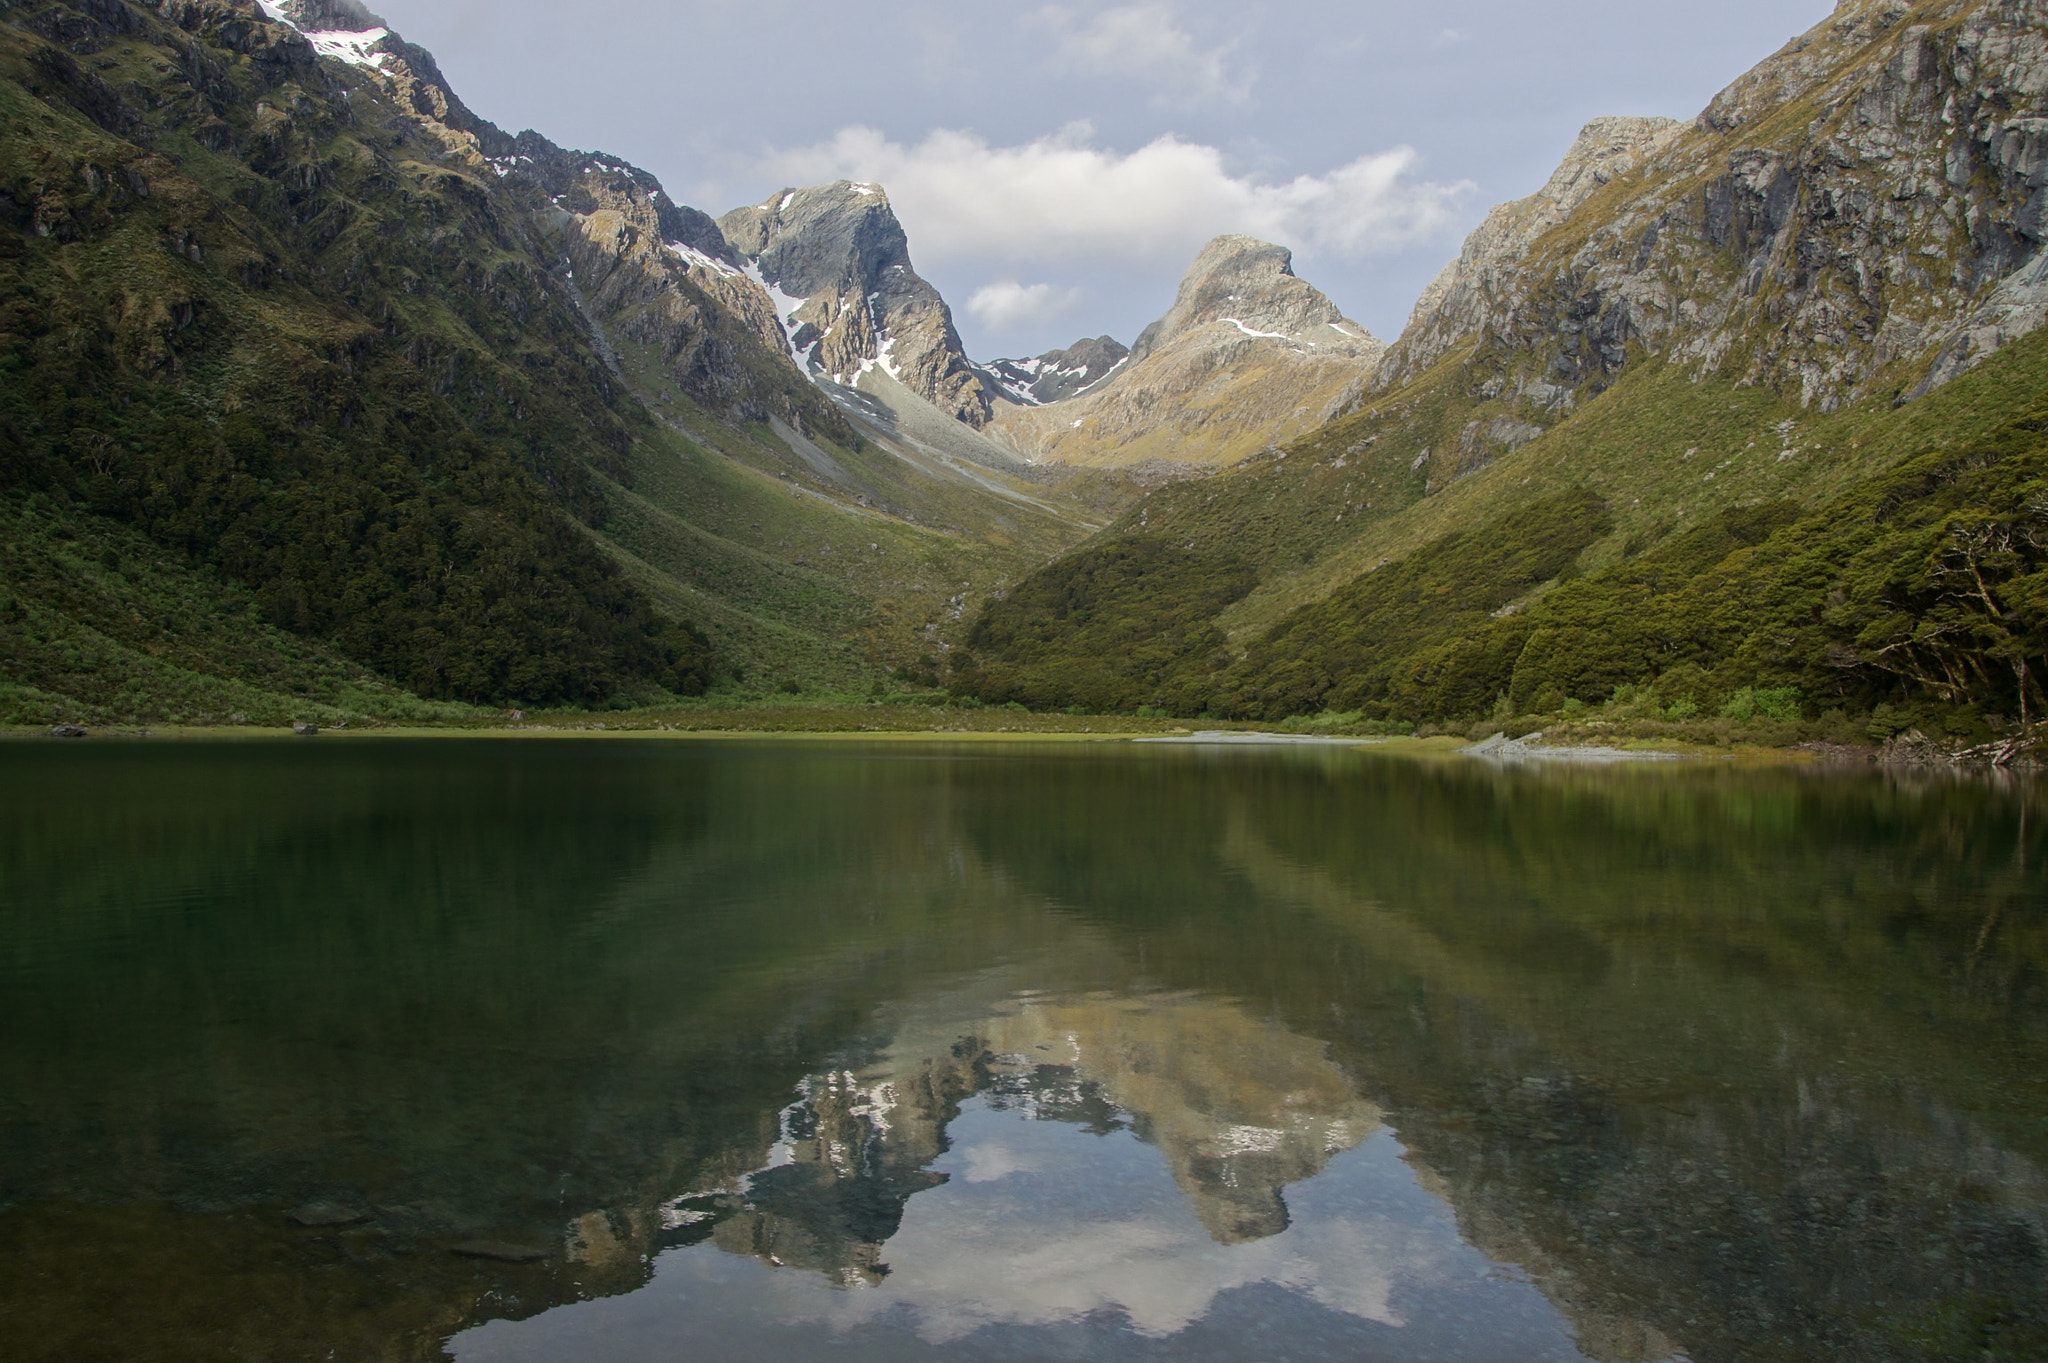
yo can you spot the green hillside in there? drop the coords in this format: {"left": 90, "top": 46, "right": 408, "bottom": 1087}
{"left": 0, "top": 3, "right": 709, "bottom": 714}
{"left": 0, "top": 0, "right": 1094, "bottom": 725}
{"left": 957, "top": 330, "right": 2048, "bottom": 738}
{"left": 952, "top": 0, "right": 2048, "bottom": 744}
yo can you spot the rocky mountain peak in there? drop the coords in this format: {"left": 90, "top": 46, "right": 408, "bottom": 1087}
{"left": 978, "top": 336, "right": 1130, "bottom": 407}
{"left": 262, "top": 0, "right": 384, "bottom": 30}
{"left": 717, "top": 183, "right": 993, "bottom": 427}
{"left": 1385, "top": 115, "right": 1682, "bottom": 387}
{"left": 1382, "top": 0, "right": 2048, "bottom": 423}
{"left": 717, "top": 181, "right": 902, "bottom": 298}
{"left": 1131, "top": 235, "right": 1379, "bottom": 363}
{"left": 985, "top": 238, "right": 1385, "bottom": 469}
{"left": 1530, "top": 116, "right": 1682, "bottom": 214}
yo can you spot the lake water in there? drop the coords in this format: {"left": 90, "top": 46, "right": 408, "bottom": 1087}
{"left": 1, "top": 739, "right": 2043, "bottom": 1362}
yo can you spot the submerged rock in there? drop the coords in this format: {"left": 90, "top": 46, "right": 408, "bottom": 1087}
{"left": 451, "top": 1240, "right": 548, "bottom": 1263}
{"left": 286, "top": 1203, "right": 370, "bottom": 1228}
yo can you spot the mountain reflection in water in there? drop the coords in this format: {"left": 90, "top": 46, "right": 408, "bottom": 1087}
{"left": 460, "top": 986, "right": 1592, "bottom": 1361}
{"left": 0, "top": 740, "right": 2043, "bottom": 1362}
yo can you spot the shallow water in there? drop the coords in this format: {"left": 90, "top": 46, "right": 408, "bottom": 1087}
{"left": 0, "top": 740, "right": 2043, "bottom": 1362}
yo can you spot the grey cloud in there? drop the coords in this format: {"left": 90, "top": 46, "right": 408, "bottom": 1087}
{"left": 361, "top": 0, "right": 1836, "bottom": 356}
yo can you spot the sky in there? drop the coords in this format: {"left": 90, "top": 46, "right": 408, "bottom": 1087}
{"left": 363, "top": 0, "right": 1838, "bottom": 359}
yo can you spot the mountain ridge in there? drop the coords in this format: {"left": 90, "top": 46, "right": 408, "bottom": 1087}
{"left": 10, "top": 0, "right": 2048, "bottom": 740}
{"left": 716, "top": 181, "right": 997, "bottom": 430}
{"left": 0, "top": 0, "right": 1100, "bottom": 724}
{"left": 978, "top": 335, "right": 1131, "bottom": 407}
{"left": 984, "top": 234, "right": 1386, "bottom": 471}
{"left": 952, "top": 0, "right": 2048, "bottom": 738}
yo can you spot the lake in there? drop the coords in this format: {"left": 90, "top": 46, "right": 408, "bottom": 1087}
{"left": 0, "top": 738, "right": 2043, "bottom": 1361}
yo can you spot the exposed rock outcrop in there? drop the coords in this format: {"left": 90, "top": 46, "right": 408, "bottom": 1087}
{"left": 543, "top": 153, "right": 854, "bottom": 434}
{"left": 718, "top": 182, "right": 995, "bottom": 427}
{"left": 988, "top": 236, "right": 1385, "bottom": 468}
{"left": 253, "top": 0, "right": 850, "bottom": 433}
{"left": 1379, "top": 0, "right": 2048, "bottom": 418}
{"left": 1131, "top": 235, "right": 1382, "bottom": 364}
{"left": 1383, "top": 116, "right": 1683, "bottom": 388}
{"left": 979, "top": 335, "right": 1130, "bottom": 406}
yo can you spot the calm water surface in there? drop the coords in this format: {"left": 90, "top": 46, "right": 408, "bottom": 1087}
{"left": 1, "top": 740, "right": 2044, "bottom": 1362}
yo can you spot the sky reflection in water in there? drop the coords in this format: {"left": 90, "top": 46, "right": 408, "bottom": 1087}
{"left": 0, "top": 740, "right": 2042, "bottom": 1362}
{"left": 456, "top": 985, "right": 1591, "bottom": 1362}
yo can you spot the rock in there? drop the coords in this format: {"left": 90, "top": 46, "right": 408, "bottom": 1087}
{"left": 1127, "top": 236, "right": 1381, "bottom": 365}
{"left": 986, "top": 237, "right": 1385, "bottom": 469}
{"left": 286, "top": 1202, "right": 370, "bottom": 1228}
{"left": 47, "top": 725, "right": 87, "bottom": 739}
{"left": 718, "top": 182, "right": 994, "bottom": 427}
{"left": 450, "top": 1240, "right": 548, "bottom": 1263}
{"left": 1377, "top": 2, "right": 2048, "bottom": 416}
{"left": 292, "top": 722, "right": 319, "bottom": 736}
{"left": 537, "top": 144, "right": 855, "bottom": 439}
{"left": 978, "top": 336, "right": 1130, "bottom": 407}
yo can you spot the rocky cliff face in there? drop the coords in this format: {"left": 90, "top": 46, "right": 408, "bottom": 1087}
{"left": 988, "top": 236, "right": 1385, "bottom": 469}
{"left": 717, "top": 183, "right": 995, "bottom": 428}
{"left": 252, "top": 0, "right": 840, "bottom": 432}
{"left": 1383, "top": 116, "right": 1684, "bottom": 388}
{"left": 539, "top": 154, "right": 855, "bottom": 436}
{"left": 951, "top": 0, "right": 2048, "bottom": 727}
{"left": 1130, "top": 234, "right": 1383, "bottom": 364}
{"left": 1381, "top": 0, "right": 2048, "bottom": 440}
{"left": 978, "top": 335, "right": 1130, "bottom": 406}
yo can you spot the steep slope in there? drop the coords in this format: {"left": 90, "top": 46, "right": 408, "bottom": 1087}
{"left": 986, "top": 236, "right": 1385, "bottom": 470}
{"left": 0, "top": 0, "right": 718, "bottom": 712}
{"left": 978, "top": 336, "right": 1130, "bottom": 407}
{"left": 0, "top": 0, "right": 1097, "bottom": 722}
{"left": 955, "top": 0, "right": 2048, "bottom": 733}
{"left": 717, "top": 182, "right": 996, "bottom": 430}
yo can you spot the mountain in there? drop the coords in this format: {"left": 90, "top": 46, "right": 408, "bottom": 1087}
{"left": 14, "top": 0, "right": 2047, "bottom": 736}
{"left": 984, "top": 235, "right": 1385, "bottom": 470}
{"left": 953, "top": 0, "right": 2048, "bottom": 738}
{"left": 0, "top": 0, "right": 1098, "bottom": 724}
{"left": 717, "top": 182, "right": 996, "bottom": 429}
{"left": 978, "top": 335, "right": 1130, "bottom": 407}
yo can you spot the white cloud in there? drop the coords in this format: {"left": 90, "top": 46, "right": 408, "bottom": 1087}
{"left": 760, "top": 125, "right": 1472, "bottom": 271}
{"left": 1038, "top": 2, "right": 1250, "bottom": 107}
{"left": 967, "top": 281, "right": 1085, "bottom": 331}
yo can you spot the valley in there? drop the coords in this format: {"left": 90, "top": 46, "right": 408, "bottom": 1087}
{"left": 4, "top": 0, "right": 2047, "bottom": 757}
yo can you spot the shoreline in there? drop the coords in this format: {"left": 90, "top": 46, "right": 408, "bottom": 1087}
{"left": 0, "top": 723, "right": 1839, "bottom": 765}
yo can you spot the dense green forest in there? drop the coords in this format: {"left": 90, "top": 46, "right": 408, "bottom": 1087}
{"left": 956, "top": 381, "right": 2048, "bottom": 742}
{"left": 0, "top": 1, "right": 712, "bottom": 713}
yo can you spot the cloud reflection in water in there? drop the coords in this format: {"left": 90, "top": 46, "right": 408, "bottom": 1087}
{"left": 453, "top": 989, "right": 1594, "bottom": 1361}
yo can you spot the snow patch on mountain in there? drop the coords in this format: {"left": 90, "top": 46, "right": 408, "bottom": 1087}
{"left": 303, "top": 27, "right": 394, "bottom": 70}
{"left": 667, "top": 242, "right": 740, "bottom": 278}
{"left": 743, "top": 261, "right": 814, "bottom": 369}
{"left": 1071, "top": 353, "right": 1128, "bottom": 397}
{"left": 1221, "top": 318, "right": 1290, "bottom": 341}
{"left": 979, "top": 336, "right": 1131, "bottom": 406}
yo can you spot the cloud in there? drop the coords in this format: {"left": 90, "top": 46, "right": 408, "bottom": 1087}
{"left": 967, "top": 281, "right": 1086, "bottom": 331}
{"left": 1038, "top": 2, "right": 1250, "bottom": 107}
{"left": 760, "top": 125, "right": 1472, "bottom": 270}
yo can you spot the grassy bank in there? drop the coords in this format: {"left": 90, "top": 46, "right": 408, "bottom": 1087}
{"left": 0, "top": 697, "right": 1207, "bottom": 740}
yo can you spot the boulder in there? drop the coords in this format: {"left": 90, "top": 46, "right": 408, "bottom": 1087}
{"left": 450, "top": 1240, "right": 548, "bottom": 1263}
